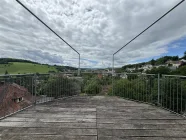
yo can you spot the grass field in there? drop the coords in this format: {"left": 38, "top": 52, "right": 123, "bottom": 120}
{"left": 0, "top": 62, "right": 58, "bottom": 75}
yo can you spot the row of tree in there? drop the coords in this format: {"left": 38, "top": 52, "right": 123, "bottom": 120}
{"left": 146, "top": 66, "right": 186, "bottom": 76}
{"left": 122, "top": 51, "right": 186, "bottom": 71}
{"left": 0, "top": 58, "right": 39, "bottom": 64}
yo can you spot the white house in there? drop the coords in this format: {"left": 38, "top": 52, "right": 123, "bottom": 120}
{"left": 120, "top": 73, "right": 128, "bottom": 79}
{"left": 166, "top": 60, "right": 181, "bottom": 69}
{"left": 142, "top": 64, "right": 153, "bottom": 71}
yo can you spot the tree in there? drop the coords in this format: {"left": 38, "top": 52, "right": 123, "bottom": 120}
{"left": 151, "top": 59, "right": 156, "bottom": 66}
{"left": 146, "top": 66, "right": 171, "bottom": 75}
{"left": 5, "top": 70, "right": 8, "bottom": 75}
{"left": 39, "top": 76, "right": 81, "bottom": 98}
{"left": 171, "top": 65, "right": 186, "bottom": 76}
{"left": 183, "top": 51, "right": 186, "bottom": 59}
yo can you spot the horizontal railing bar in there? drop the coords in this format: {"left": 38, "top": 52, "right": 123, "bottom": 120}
{"left": 162, "top": 74, "right": 186, "bottom": 78}
{"left": 0, "top": 73, "right": 50, "bottom": 77}
{"left": 115, "top": 73, "right": 156, "bottom": 76}
{"left": 0, "top": 74, "right": 35, "bottom": 77}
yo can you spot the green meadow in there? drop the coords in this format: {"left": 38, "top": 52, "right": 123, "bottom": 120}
{"left": 0, "top": 62, "right": 57, "bottom": 75}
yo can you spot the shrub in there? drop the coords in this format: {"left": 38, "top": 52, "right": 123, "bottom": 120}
{"left": 39, "top": 76, "right": 81, "bottom": 98}
{"left": 84, "top": 77, "right": 101, "bottom": 95}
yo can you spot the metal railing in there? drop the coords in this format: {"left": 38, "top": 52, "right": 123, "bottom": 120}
{"left": 112, "top": 73, "right": 186, "bottom": 116}
{"left": 159, "top": 75, "right": 186, "bottom": 114}
{"left": 0, "top": 72, "right": 185, "bottom": 119}
{"left": 0, "top": 73, "right": 81, "bottom": 119}
{"left": 112, "top": 73, "right": 158, "bottom": 103}
{"left": 0, "top": 74, "right": 34, "bottom": 118}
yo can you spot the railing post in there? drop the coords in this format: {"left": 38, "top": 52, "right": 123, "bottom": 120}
{"left": 112, "top": 55, "right": 114, "bottom": 96}
{"left": 32, "top": 75, "right": 34, "bottom": 105}
{"left": 78, "top": 54, "right": 80, "bottom": 76}
{"left": 158, "top": 73, "right": 160, "bottom": 105}
{"left": 34, "top": 74, "right": 37, "bottom": 105}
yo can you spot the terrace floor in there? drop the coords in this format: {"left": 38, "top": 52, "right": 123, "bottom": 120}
{"left": 0, "top": 96, "right": 186, "bottom": 140}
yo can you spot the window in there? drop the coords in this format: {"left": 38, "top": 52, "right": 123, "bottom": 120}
{"left": 12, "top": 97, "right": 23, "bottom": 103}
{"left": 19, "top": 97, "right": 23, "bottom": 102}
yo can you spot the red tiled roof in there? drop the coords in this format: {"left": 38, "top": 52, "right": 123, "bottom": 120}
{"left": 0, "top": 84, "right": 8, "bottom": 103}
{"left": 0, "top": 83, "right": 32, "bottom": 117}
{"left": 11, "top": 83, "right": 28, "bottom": 92}
{"left": 12, "top": 92, "right": 23, "bottom": 99}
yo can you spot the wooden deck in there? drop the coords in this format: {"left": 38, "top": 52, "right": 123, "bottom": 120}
{"left": 0, "top": 96, "right": 186, "bottom": 140}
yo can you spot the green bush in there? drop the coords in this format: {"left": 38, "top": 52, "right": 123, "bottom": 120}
{"left": 109, "top": 76, "right": 157, "bottom": 103}
{"left": 84, "top": 77, "right": 101, "bottom": 95}
{"left": 39, "top": 76, "right": 81, "bottom": 98}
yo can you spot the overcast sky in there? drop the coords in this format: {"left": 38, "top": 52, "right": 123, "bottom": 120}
{"left": 0, "top": 0, "right": 186, "bottom": 68}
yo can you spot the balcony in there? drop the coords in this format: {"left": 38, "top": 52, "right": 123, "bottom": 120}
{"left": 0, "top": 73, "right": 186, "bottom": 140}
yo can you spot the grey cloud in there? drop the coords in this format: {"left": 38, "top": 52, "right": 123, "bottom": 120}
{"left": 0, "top": 0, "right": 186, "bottom": 68}
{"left": 21, "top": 50, "right": 64, "bottom": 64}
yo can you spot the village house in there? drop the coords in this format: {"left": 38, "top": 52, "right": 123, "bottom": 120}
{"left": 166, "top": 59, "right": 186, "bottom": 70}
{"left": 166, "top": 60, "right": 181, "bottom": 68}
{"left": 120, "top": 73, "right": 128, "bottom": 79}
{"left": 180, "top": 59, "right": 186, "bottom": 66}
{"left": 140, "top": 64, "right": 153, "bottom": 72}
{"left": 126, "top": 67, "right": 136, "bottom": 72}
{"left": 0, "top": 82, "right": 32, "bottom": 117}
{"left": 154, "top": 64, "right": 167, "bottom": 68}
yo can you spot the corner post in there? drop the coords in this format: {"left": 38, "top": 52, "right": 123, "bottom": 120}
{"left": 112, "top": 54, "right": 115, "bottom": 96}
{"left": 158, "top": 73, "right": 160, "bottom": 105}
{"left": 78, "top": 54, "right": 80, "bottom": 76}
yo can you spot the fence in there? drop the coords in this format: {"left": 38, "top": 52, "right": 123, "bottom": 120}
{"left": 159, "top": 75, "right": 186, "bottom": 114}
{"left": 0, "top": 73, "right": 81, "bottom": 119}
{"left": 0, "top": 72, "right": 186, "bottom": 119}
{"left": 112, "top": 73, "right": 186, "bottom": 116}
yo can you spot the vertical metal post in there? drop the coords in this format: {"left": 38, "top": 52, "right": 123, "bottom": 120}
{"left": 78, "top": 54, "right": 81, "bottom": 76}
{"left": 177, "top": 78, "right": 179, "bottom": 113}
{"left": 170, "top": 78, "right": 172, "bottom": 110}
{"left": 112, "top": 54, "right": 115, "bottom": 96}
{"left": 181, "top": 79, "right": 183, "bottom": 113}
{"left": 32, "top": 75, "right": 34, "bottom": 104}
{"left": 158, "top": 73, "right": 160, "bottom": 105}
{"left": 112, "top": 54, "right": 114, "bottom": 76}
{"left": 34, "top": 74, "right": 37, "bottom": 105}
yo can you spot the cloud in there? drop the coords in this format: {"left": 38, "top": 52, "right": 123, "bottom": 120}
{"left": 0, "top": 0, "right": 186, "bottom": 68}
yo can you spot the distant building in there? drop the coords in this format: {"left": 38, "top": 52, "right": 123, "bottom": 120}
{"left": 0, "top": 82, "right": 32, "bottom": 117}
{"left": 154, "top": 65, "right": 166, "bottom": 68}
{"left": 126, "top": 68, "right": 136, "bottom": 72}
{"left": 180, "top": 59, "right": 186, "bottom": 66}
{"left": 63, "top": 74, "right": 73, "bottom": 78}
{"left": 120, "top": 73, "right": 128, "bottom": 79}
{"left": 142, "top": 64, "right": 153, "bottom": 72}
{"left": 180, "top": 59, "right": 186, "bottom": 63}
{"left": 166, "top": 60, "right": 182, "bottom": 69}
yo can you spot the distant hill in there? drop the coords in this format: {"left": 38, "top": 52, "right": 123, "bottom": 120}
{"left": 0, "top": 62, "right": 58, "bottom": 74}
{"left": 0, "top": 58, "right": 77, "bottom": 75}
{"left": 121, "top": 51, "right": 186, "bottom": 71}
{"left": 121, "top": 55, "right": 180, "bottom": 70}
{"left": 0, "top": 58, "right": 39, "bottom": 64}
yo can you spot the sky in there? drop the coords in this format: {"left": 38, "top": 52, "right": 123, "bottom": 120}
{"left": 0, "top": 0, "right": 186, "bottom": 68}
